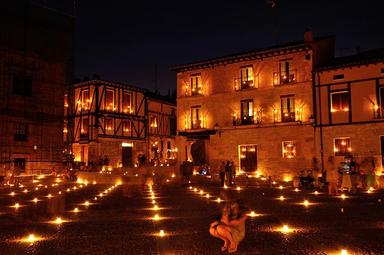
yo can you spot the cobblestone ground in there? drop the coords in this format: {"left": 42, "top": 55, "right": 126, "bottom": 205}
{"left": 0, "top": 177, "right": 384, "bottom": 255}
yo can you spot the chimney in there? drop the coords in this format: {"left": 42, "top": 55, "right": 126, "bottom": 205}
{"left": 304, "top": 28, "right": 314, "bottom": 43}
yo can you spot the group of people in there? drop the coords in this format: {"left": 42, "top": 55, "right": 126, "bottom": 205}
{"left": 327, "top": 154, "right": 377, "bottom": 194}
{"left": 209, "top": 201, "right": 249, "bottom": 253}
{"left": 219, "top": 161, "right": 236, "bottom": 187}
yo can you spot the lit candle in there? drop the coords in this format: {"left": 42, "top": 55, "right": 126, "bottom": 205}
{"left": 279, "top": 185, "right": 283, "bottom": 190}
{"left": 33, "top": 198, "right": 38, "bottom": 203}
{"left": 216, "top": 198, "right": 222, "bottom": 203}
{"left": 84, "top": 201, "right": 90, "bottom": 206}
{"left": 159, "top": 230, "right": 165, "bottom": 237}
{"left": 13, "top": 203, "right": 20, "bottom": 209}
{"left": 279, "top": 195, "right": 285, "bottom": 201}
{"left": 10, "top": 192, "right": 15, "bottom": 196}
{"left": 73, "top": 207, "right": 79, "bottom": 213}
{"left": 54, "top": 217, "right": 63, "bottom": 224}
{"left": 294, "top": 188, "right": 299, "bottom": 192}
{"left": 153, "top": 214, "right": 160, "bottom": 221}
{"left": 341, "top": 249, "right": 348, "bottom": 255}
{"left": 237, "top": 186, "right": 241, "bottom": 191}
{"left": 303, "top": 200, "right": 310, "bottom": 207}
{"left": 314, "top": 191, "right": 319, "bottom": 195}
{"left": 153, "top": 205, "right": 158, "bottom": 210}
{"left": 340, "top": 194, "right": 346, "bottom": 200}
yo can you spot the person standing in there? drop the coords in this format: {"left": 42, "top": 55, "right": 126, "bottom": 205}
{"left": 327, "top": 156, "right": 339, "bottom": 195}
{"left": 349, "top": 156, "right": 358, "bottom": 194}
{"left": 225, "top": 161, "right": 231, "bottom": 186}
{"left": 230, "top": 161, "right": 236, "bottom": 186}
{"left": 219, "top": 161, "right": 226, "bottom": 187}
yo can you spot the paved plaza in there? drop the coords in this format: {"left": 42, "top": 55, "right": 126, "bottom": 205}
{"left": 0, "top": 177, "right": 384, "bottom": 255}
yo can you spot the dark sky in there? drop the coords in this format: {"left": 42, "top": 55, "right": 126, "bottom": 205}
{"left": 45, "top": 0, "right": 384, "bottom": 94}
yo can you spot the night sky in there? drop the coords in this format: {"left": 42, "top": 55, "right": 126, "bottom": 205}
{"left": 44, "top": 0, "right": 383, "bottom": 94}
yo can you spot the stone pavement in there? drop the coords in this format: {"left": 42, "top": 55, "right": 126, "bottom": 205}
{"left": 0, "top": 178, "right": 384, "bottom": 255}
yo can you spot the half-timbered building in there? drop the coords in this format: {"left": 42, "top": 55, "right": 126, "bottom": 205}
{"left": 65, "top": 80, "right": 176, "bottom": 169}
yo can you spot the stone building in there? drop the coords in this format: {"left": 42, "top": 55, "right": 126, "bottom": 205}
{"left": 0, "top": 1, "right": 73, "bottom": 174}
{"left": 65, "top": 80, "right": 176, "bottom": 169}
{"left": 174, "top": 32, "right": 335, "bottom": 179}
{"left": 314, "top": 49, "right": 384, "bottom": 175}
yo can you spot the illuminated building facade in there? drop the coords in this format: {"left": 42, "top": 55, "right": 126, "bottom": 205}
{"left": 314, "top": 49, "right": 384, "bottom": 175}
{"left": 174, "top": 31, "right": 335, "bottom": 179}
{"left": 65, "top": 80, "right": 176, "bottom": 169}
{"left": 0, "top": 2, "right": 73, "bottom": 174}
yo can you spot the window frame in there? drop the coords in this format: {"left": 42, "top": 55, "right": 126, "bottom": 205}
{"left": 280, "top": 95, "right": 295, "bottom": 122}
{"left": 282, "top": 141, "right": 296, "bottom": 158}
{"left": 330, "top": 91, "right": 350, "bottom": 113}
{"left": 105, "top": 88, "right": 115, "bottom": 111}
{"left": 333, "top": 137, "right": 351, "bottom": 157}
{"left": 190, "top": 105, "right": 202, "bottom": 129}
{"left": 240, "top": 99, "right": 254, "bottom": 125}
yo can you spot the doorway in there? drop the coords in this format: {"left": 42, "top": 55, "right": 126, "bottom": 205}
{"left": 239, "top": 145, "right": 257, "bottom": 172}
{"left": 122, "top": 147, "right": 133, "bottom": 167}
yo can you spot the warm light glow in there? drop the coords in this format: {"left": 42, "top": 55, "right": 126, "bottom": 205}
{"left": 9, "top": 192, "right": 15, "bottom": 196}
{"left": 237, "top": 186, "right": 241, "bottom": 191}
{"left": 206, "top": 194, "right": 210, "bottom": 199}
{"left": 279, "top": 195, "right": 285, "bottom": 201}
{"left": 159, "top": 230, "right": 165, "bottom": 237}
{"left": 33, "top": 198, "right": 38, "bottom": 203}
{"left": 122, "top": 142, "right": 133, "bottom": 147}
{"left": 153, "top": 205, "right": 158, "bottom": 210}
{"left": 340, "top": 249, "right": 348, "bottom": 255}
{"left": 153, "top": 214, "right": 160, "bottom": 221}
{"left": 277, "top": 225, "right": 295, "bottom": 234}
{"left": 294, "top": 188, "right": 299, "bottom": 192}
{"left": 20, "top": 234, "right": 44, "bottom": 244}
{"left": 216, "top": 198, "right": 222, "bottom": 203}
{"left": 199, "top": 190, "right": 204, "bottom": 195}
{"left": 73, "top": 207, "right": 79, "bottom": 213}
{"left": 12, "top": 203, "right": 20, "bottom": 209}
{"left": 340, "top": 194, "right": 346, "bottom": 200}
{"left": 84, "top": 201, "right": 90, "bottom": 206}
{"left": 248, "top": 211, "right": 260, "bottom": 217}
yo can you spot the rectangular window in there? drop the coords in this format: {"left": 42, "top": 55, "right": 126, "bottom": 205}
{"left": 241, "top": 100, "right": 254, "bottom": 125}
{"left": 239, "top": 66, "right": 255, "bottom": 89}
{"left": 150, "top": 116, "right": 158, "bottom": 128}
{"left": 334, "top": 137, "right": 351, "bottom": 156}
{"left": 13, "top": 76, "right": 32, "bottom": 96}
{"left": 82, "top": 90, "right": 90, "bottom": 110}
{"left": 64, "top": 94, "right": 69, "bottom": 108}
{"left": 239, "top": 145, "right": 257, "bottom": 172}
{"left": 106, "top": 118, "right": 114, "bottom": 131}
{"left": 331, "top": 91, "right": 349, "bottom": 112}
{"left": 276, "top": 60, "right": 295, "bottom": 85}
{"left": 14, "top": 123, "right": 28, "bottom": 141}
{"left": 122, "top": 92, "right": 131, "bottom": 113}
{"left": 282, "top": 141, "right": 296, "bottom": 158}
{"left": 81, "top": 118, "right": 89, "bottom": 135}
{"left": 123, "top": 120, "right": 131, "bottom": 134}
{"left": 191, "top": 106, "right": 201, "bottom": 129}
{"left": 14, "top": 158, "right": 26, "bottom": 173}
{"left": 281, "top": 95, "right": 295, "bottom": 122}
{"left": 105, "top": 89, "right": 114, "bottom": 111}
{"left": 379, "top": 87, "right": 384, "bottom": 118}
{"left": 333, "top": 74, "right": 344, "bottom": 80}
{"left": 190, "top": 75, "right": 202, "bottom": 96}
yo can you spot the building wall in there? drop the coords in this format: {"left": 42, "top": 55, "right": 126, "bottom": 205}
{"left": 315, "top": 61, "right": 384, "bottom": 175}
{"left": 0, "top": 2, "right": 73, "bottom": 174}
{"left": 175, "top": 43, "right": 325, "bottom": 178}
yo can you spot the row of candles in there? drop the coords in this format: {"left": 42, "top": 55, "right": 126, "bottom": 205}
{"left": 5, "top": 178, "right": 121, "bottom": 245}
{"left": 147, "top": 185, "right": 167, "bottom": 238}
{"left": 188, "top": 184, "right": 356, "bottom": 255}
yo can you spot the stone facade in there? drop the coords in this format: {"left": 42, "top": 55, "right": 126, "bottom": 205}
{"left": 0, "top": 2, "right": 73, "bottom": 174}
{"left": 174, "top": 33, "right": 335, "bottom": 179}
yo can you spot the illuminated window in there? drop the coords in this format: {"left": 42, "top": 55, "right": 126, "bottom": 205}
{"left": 191, "top": 106, "right": 202, "bottom": 129}
{"left": 241, "top": 100, "right": 254, "bottom": 125}
{"left": 239, "top": 145, "right": 257, "bottom": 172}
{"left": 105, "top": 89, "right": 114, "bottom": 111}
{"left": 81, "top": 118, "right": 89, "bottom": 135}
{"left": 237, "top": 66, "right": 255, "bottom": 90}
{"left": 281, "top": 95, "right": 295, "bottom": 122}
{"left": 190, "top": 75, "right": 203, "bottom": 96}
{"left": 64, "top": 94, "right": 69, "bottom": 108}
{"left": 150, "top": 116, "right": 158, "bottom": 128}
{"left": 82, "top": 89, "right": 90, "bottom": 111}
{"left": 123, "top": 120, "right": 131, "bottom": 134}
{"left": 274, "top": 60, "right": 295, "bottom": 85}
{"left": 331, "top": 91, "right": 349, "bottom": 112}
{"left": 14, "top": 123, "right": 28, "bottom": 141}
{"left": 282, "top": 141, "right": 296, "bottom": 158}
{"left": 106, "top": 118, "right": 114, "bottom": 131}
{"left": 122, "top": 92, "right": 131, "bottom": 113}
{"left": 334, "top": 137, "right": 351, "bottom": 156}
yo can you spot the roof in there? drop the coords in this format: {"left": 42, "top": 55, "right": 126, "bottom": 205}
{"left": 316, "top": 48, "right": 384, "bottom": 71}
{"left": 172, "top": 35, "right": 334, "bottom": 72}
{"left": 72, "top": 79, "right": 148, "bottom": 92}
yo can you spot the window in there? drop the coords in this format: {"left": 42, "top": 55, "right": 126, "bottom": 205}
{"left": 275, "top": 60, "right": 295, "bottom": 85}
{"left": 331, "top": 91, "right": 349, "bottom": 112}
{"left": 150, "top": 116, "right": 158, "bottom": 128}
{"left": 381, "top": 68, "right": 384, "bottom": 74}
{"left": 105, "top": 89, "right": 114, "bottom": 111}
{"left": 106, "top": 118, "right": 113, "bottom": 131}
{"left": 333, "top": 74, "right": 344, "bottom": 80}
{"left": 378, "top": 87, "right": 384, "bottom": 118}
{"left": 237, "top": 66, "right": 255, "bottom": 89}
{"left": 14, "top": 158, "right": 26, "bottom": 173}
{"left": 81, "top": 90, "right": 90, "bottom": 111}
{"left": 281, "top": 95, "right": 295, "bottom": 122}
{"left": 81, "top": 118, "right": 89, "bottom": 135}
{"left": 64, "top": 94, "right": 69, "bottom": 108}
{"left": 122, "top": 92, "right": 131, "bottom": 113}
{"left": 190, "top": 75, "right": 202, "bottom": 96}
{"left": 239, "top": 145, "right": 257, "bottom": 172}
{"left": 123, "top": 120, "right": 131, "bottom": 134}
{"left": 13, "top": 76, "right": 32, "bottom": 96}
{"left": 191, "top": 106, "right": 201, "bottom": 129}
{"left": 282, "top": 141, "right": 296, "bottom": 158}
{"left": 167, "top": 141, "right": 171, "bottom": 159}
{"left": 334, "top": 137, "right": 351, "bottom": 156}
{"left": 241, "top": 100, "right": 254, "bottom": 125}
{"left": 14, "top": 123, "right": 28, "bottom": 141}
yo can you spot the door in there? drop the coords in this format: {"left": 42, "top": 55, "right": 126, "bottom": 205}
{"left": 122, "top": 147, "right": 133, "bottom": 167}
{"left": 239, "top": 145, "right": 257, "bottom": 172}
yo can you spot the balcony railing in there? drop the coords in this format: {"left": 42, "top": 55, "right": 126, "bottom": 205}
{"left": 233, "top": 115, "right": 254, "bottom": 126}
{"left": 281, "top": 112, "right": 296, "bottom": 123}
{"left": 273, "top": 69, "right": 297, "bottom": 85}
{"left": 234, "top": 78, "right": 257, "bottom": 91}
